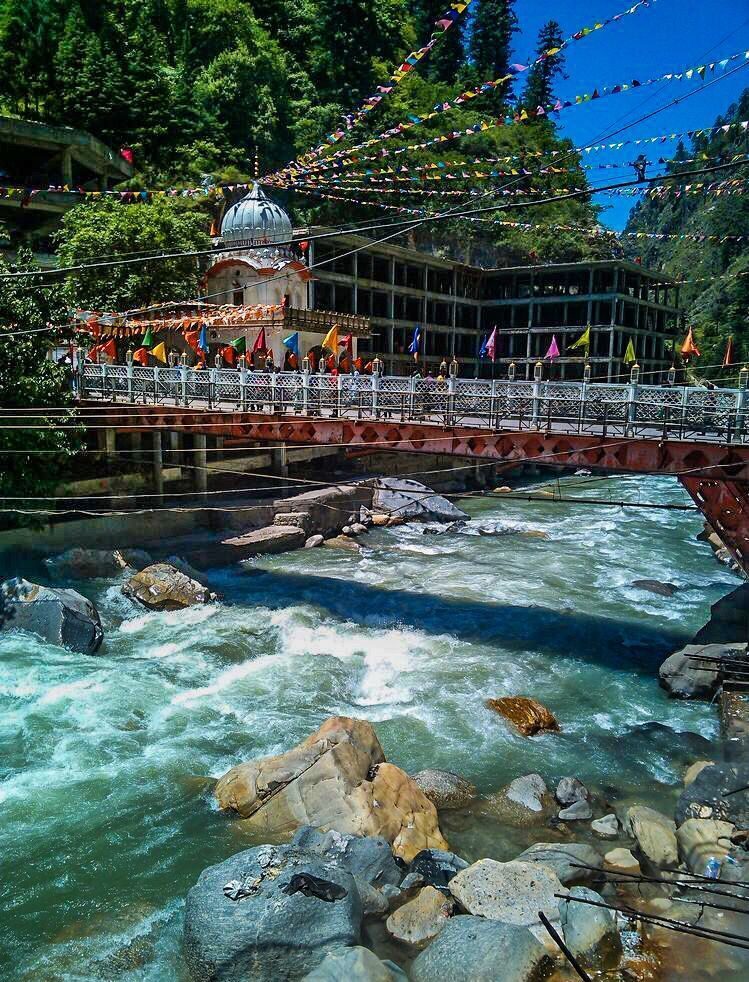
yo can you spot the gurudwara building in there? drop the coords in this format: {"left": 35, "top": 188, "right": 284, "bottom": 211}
{"left": 204, "top": 185, "right": 682, "bottom": 381}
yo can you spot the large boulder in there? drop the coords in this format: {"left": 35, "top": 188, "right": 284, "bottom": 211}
{"left": 385, "top": 885, "right": 454, "bottom": 947}
{"left": 408, "top": 849, "right": 469, "bottom": 894}
{"left": 555, "top": 778, "right": 589, "bottom": 807}
{"left": 693, "top": 583, "right": 749, "bottom": 644}
{"left": 290, "top": 828, "right": 403, "bottom": 889}
{"left": 558, "top": 887, "right": 622, "bottom": 971}
{"left": 448, "top": 859, "right": 563, "bottom": 947}
{"left": 624, "top": 806, "right": 678, "bottom": 869}
{"left": 183, "top": 843, "right": 362, "bottom": 981}
{"left": 676, "top": 818, "right": 736, "bottom": 874}
{"left": 479, "top": 773, "right": 555, "bottom": 827}
{"left": 44, "top": 547, "right": 152, "bottom": 580}
{"left": 410, "top": 915, "right": 553, "bottom": 982}
{"left": 215, "top": 717, "right": 448, "bottom": 862}
{"left": 485, "top": 697, "right": 560, "bottom": 736}
{"left": 0, "top": 577, "right": 103, "bottom": 655}
{"left": 122, "top": 563, "right": 218, "bottom": 611}
{"left": 658, "top": 643, "right": 748, "bottom": 699}
{"left": 412, "top": 769, "right": 477, "bottom": 810}
{"left": 676, "top": 763, "right": 749, "bottom": 827}
{"left": 370, "top": 478, "right": 467, "bottom": 523}
{"left": 514, "top": 843, "right": 602, "bottom": 888}
{"left": 303, "top": 948, "right": 406, "bottom": 982}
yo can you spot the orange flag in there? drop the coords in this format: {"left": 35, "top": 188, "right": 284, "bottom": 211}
{"left": 681, "top": 327, "right": 701, "bottom": 359}
{"left": 723, "top": 335, "right": 735, "bottom": 368}
{"left": 221, "top": 345, "right": 237, "bottom": 367}
{"left": 133, "top": 347, "right": 149, "bottom": 366}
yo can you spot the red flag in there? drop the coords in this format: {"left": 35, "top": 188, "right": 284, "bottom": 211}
{"left": 120, "top": 146, "right": 134, "bottom": 165}
{"left": 723, "top": 335, "right": 735, "bottom": 368}
{"left": 102, "top": 338, "right": 117, "bottom": 360}
{"left": 354, "top": 356, "right": 363, "bottom": 371}
{"left": 287, "top": 352, "right": 298, "bottom": 370}
{"left": 308, "top": 350, "right": 318, "bottom": 373}
{"left": 326, "top": 353, "right": 336, "bottom": 371}
{"left": 681, "top": 327, "right": 701, "bottom": 359}
{"left": 133, "top": 347, "right": 149, "bottom": 366}
{"left": 185, "top": 329, "right": 201, "bottom": 353}
{"left": 221, "top": 345, "right": 237, "bottom": 366}
{"left": 364, "top": 360, "right": 373, "bottom": 374}
{"left": 252, "top": 327, "right": 267, "bottom": 353}
{"left": 89, "top": 344, "right": 101, "bottom": 362}
{"left": 340, "top": 334, "right": 353, "bottom": 353}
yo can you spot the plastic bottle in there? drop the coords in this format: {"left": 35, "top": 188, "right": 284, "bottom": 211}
{"left": 704, "top": 856, "right": 722, "bottom": 879}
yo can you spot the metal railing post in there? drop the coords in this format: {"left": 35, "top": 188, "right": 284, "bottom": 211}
{"left": 447, "top": 375, "right": 456, "bottom": 426}
{"left": 181, "top": 364, "right": 188, "bottom": 406}
{"left": 408, "top": 376, "right": 416, "bottom": 420}
{"left": 626, "top": 378, "right": 639, "bottom": 437}
{"left": 490, "top": 379, "right": 498, "bottom": 430}
{"left": 127, "top": 362, "right": 133, "bottom": 402}
{"left": 680, "top": 386, "right": 689, "bottom": 439}
{"left": 271, "top": 371, "right": 278, "bottom": 413}
{"left": 579, "top": 379, "right": 588, "bottom": 434}
{"left": 336, "top": 374, "right": 342, "bottom": 417}
{"left": 531, "top": 378, "right": 542, "bottom": 428}
{"left": 372, "top": 370, "right": 380, "bottom": 418}
{"left": 737, "top": 373, "right": 749, "bottom": 441}
{"left": 302, "top": 367, "right": 310, "bottom": 415}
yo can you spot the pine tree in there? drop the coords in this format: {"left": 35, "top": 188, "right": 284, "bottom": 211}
{"left": 470, "top": 0, "right": 516, "bottom": 83}
{"left": 522, "top": 20, "right": 566, "bottom": 113}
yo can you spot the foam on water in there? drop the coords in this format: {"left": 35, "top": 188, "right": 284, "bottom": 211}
{"left": 0, "top": 474, "right": 741, "bottom": 979}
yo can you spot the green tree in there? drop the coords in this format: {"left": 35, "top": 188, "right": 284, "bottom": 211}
{"left": 470, "top": 0, "right": 517, "bottom": 84}
{"left": 522, "top": 20, "right": 566, "bottom": 112}
{"left": 56, "top": 198, "right": 211, "bottom": 311}
{"left": 0, "top": 252, "right": 80, "bottom": 504}
{"left": 414, "top": 0, "right": 464, "bottom": 84}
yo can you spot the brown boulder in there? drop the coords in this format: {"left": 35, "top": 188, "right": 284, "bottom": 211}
{"left": 122, "top": 563, "right": 218, "bottom": 611}
{"left": 486, "top": 696, "right": 560, "bottom": 736}
{"left": 215, "top": 716, "right": 448, "bottom": 861}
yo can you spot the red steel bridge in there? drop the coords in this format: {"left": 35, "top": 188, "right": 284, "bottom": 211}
{"left": 77, "top": 363, "right": 749, "bottom": 573}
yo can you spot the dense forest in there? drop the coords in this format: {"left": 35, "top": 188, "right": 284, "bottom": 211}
{"left": 624, "top": 89, "right": 749, "bottom": 371}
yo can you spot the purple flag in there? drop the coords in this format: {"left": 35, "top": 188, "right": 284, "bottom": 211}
{"left": 545, "top": 335, "right": 560, "bottom": 360}
{"left": 485, "top": 326, "right": 497, "bottom": 361}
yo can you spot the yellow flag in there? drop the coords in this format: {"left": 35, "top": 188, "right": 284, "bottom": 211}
{"left": 624, "top": 339, "right": 636, "bottom": 364}
{"left": 568, "top": 325, "right": 591, "bottom": 351}
{"left": 321, "top": 325, "right": 338, "bottom": 352}
{"left": 151, "top": 341, "right": 168, "bottom": 364}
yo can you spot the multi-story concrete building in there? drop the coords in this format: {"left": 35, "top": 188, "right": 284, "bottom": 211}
{"left": 307, "top": 231, "right": 683, "bottom": 382}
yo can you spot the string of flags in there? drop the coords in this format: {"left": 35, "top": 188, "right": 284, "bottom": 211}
{"left": 279, "top": 47, "right": 749, "bottom": 175}
{"left": 273, "top": 119, "right": 749, "bottom": 179}
{"left": 301, "top": 1, "right": 474, "bottom": 160}
{"left": 272, "top": 0, "right": 658, "bottom": 182}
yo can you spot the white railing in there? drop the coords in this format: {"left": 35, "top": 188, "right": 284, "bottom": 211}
{"left": 77, "top": 364, "right": 749, "bottom": 444}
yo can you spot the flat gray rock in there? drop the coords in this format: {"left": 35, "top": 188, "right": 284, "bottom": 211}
{"left": 556, "top": 777, "right": 589, "bottom": 807}
{"left": 1, "top": 577, "right": 103, "bottom": 655}
{"left": 591, "top": 814, "right": 619, "bottom": 839}
{"left": 410, "top": 915, "right": 553, "bottom": 982}
{"left": 559, "top": 887, "right": 622, "bottom": 971}
{"left": 304, "top": 947, "right": 406, "bottom": 981}
{"left": 514, "top": 843, "right": 602, "bottom": 887}
{"left": 291, "top": 827, "right": 403, "bottom": 888}
{"left": 225, "top": 525, "right": 306, "bottom": 559}
{"left": 659, "top": 643, "right": 748, "bottom": 700}
{"left": 558, "top": 800, "right": 593, "bottom": 821}
{"left": 183, "top": 843, "right": 362, "bottom": 981}
{"left": 412, "top": 769, "right": 477, "bottom": 810}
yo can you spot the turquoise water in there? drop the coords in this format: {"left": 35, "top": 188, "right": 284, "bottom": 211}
{"left": 0, "top": 476, "right": 740, "bottom": 980}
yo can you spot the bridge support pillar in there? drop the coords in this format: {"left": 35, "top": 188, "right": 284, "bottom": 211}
{"left": 680, "top": 477, "right": 749, "bottom": 576}
{"left": 194, "top": 434, "right": 208, "bottom": 495}
{"left": 97, "top": 427, "right": 116, "bottom": 461}
{"left": 272, "top": 443, "right": 289, "bottom": 481}
{"left": 152, "top": 430, "right": 164, "bottom": 499}
{"left": 168, "top": 430, "right": 180, "bottom": 464}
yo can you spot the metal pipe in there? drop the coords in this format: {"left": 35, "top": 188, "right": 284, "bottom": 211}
{"left": 569, "top": 863, "right": 749, "bottom": 901}
{"left": 537, "top": 910, "right": 592, "bottom": 982}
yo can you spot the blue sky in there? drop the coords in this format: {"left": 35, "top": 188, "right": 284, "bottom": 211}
{"left": 510, "top": 0, "right": 749, "bottom": 228}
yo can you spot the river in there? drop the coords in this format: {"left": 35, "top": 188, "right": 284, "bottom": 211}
{"left": 0, "top": 475, "right": 740, "bottom": 980}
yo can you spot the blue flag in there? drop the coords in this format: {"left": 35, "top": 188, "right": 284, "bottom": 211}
{"left": 282, "top": 332, "right": 299, "bottom": 356}
{"left": 198, "top": 325, "right": 208, "bottom": 353}
{"left": 408, "top": 325, "right": 422, "bottom": 356}
{"left": 479, "top": 335, "right": 489, "bottom": 358}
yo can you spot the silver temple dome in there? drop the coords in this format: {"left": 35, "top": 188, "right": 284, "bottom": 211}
{"left": 219, "top": 182, "right": 293, "bottom": 250}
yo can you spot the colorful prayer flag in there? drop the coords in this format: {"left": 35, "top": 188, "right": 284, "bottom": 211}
{"left": 252, "top": 327, "right": 267, "bottom": 353}
{"left": 408, "top": 325, "right": 422, "bottom": 360}
{"left": 723, "top": 335, "right": 735, "bottom": 367}
{"left": 624, "top": 338, "right": 637, "bottom": 364}
{"left": 142, "top": 326, "right": 155, "bottom": 348}
{"left": 282, "top": 332, "right": 300, "bottom": 356}
{"left": 133, "top": 347, "right": 149, "bottom": 366}
{"left": 198, "top": 325, "right": 208, "bottom": 354}
{"left": 151, "top": 341, "right": 167, "bottom": 364}
{"left": 321, "top": 325, "right": 338, "bottom": 352}
{"left": 485, "top": 326, "right": 497, "bottom": 361}
{"left": 544, "top": 335, "right": 560, "bottom": 360}
{"left": 680, "top": 327, "right": 701, "bottom": 358}
{"left": 568, "top": 324, "right": 591, "bottom": 352}
{"left": 230, "top": 335, "right": 247, "bottom": 355}
{"left": 221, "top": 345, "right": 237, "bottom": 366}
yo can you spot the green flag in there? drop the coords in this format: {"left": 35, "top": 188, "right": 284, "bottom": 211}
{"left": 142, "top": 326, "right": 155, "bottom": 348}
{"left": 624, "top": 339, "right": 636, "bottom": 364}
{"left": 568, "top": 324, "right": 591, "bottom": 352}
{"left": 231, "top": 335, "right": 247, "bottom": 354}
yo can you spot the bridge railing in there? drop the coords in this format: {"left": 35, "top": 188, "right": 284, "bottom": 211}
{"left": 78, "top": 364, "right": 749, "bottom": 444}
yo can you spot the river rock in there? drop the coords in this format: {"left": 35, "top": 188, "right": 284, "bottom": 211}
{"left": 386, "top": 885, "right": 454, "bottom": 947}
{"left": 304, "top": 948, "right": 406, "bottom": 982}
{"left": 351, "top": 523, "right": 368, "bottom": 535}
{"left": 44, "top": 547, "right": 152, "bottom": 580}
{"left": 631, "top": 579, "right": 679, "bottom": 597}
{"left": 371, "top": 478, "right": 468, "bottom": 523}
{"left": 122, "top": 563, "right": 218, "bottom": 611}
{"left": 604, "top": 848, "right": 640, "bottom": 877}
{"left": 215, "top": 716, "right": 448, "bottom": 862}
{"left": 409, "top": 849, "right": 469, "bottom": 894}
{"left": 0, "top": 577, "right": 103, "bottom": 655}
{"left": 693, "top": 582, "right": 749, "bottom": 644}
{"left": 448, "top": 859, "right": 563, "bottom": 946}
{"left": 183, "top": 843, "right": 362, "bottom": 982}
{"left": 481, "top": 773, "right": 555, "bottom": 827}
{"left": 559, "top": 887, "right": 622, "bottom": 971}
{"left": 412, "top": 769, "right": 477, "bottom": 810}
{"left": 225, "top": 526, "right": 306, "bottom": 559}
{"left": 684, "top": 760, "right": 714, "bottom": 787}
{"left": 410, "top": 915, "right": 553, "bottom": 982}
{"left": 305, "top": 535, "right": 324, "bottom": 549}
{"left": 676, "top": 763, "right": 749, "bottom": 827}
{"left": 558, "top": 800, "right": 593, "bottom": 821}
{"left": 370, "top": 514, "right": 390, "bottom": 527}
{"left": 290, "top": 828, "right": 403, "bottom": 889}
{"left": 676, "top": 818, "right": 736, "bottom": 874}
{"left": 485, "top": 696, "right": 560, "bottom": 736}
{"left": 591, "top": 814, "right": 619, "bottom": 840}
{"left": 659, "top": 642, "right": 748, "bottom": 699}
{"left": 514, "top": 843, "right": 602, "bottom": 888}
{"left": 322, "top": 535, "right": 361, "bottom": 553}
{"left": 624, "top": 806, "right": 678, "bottom": 869}
{"left": 556, "top": 777, "right": 589, "bottom": 806}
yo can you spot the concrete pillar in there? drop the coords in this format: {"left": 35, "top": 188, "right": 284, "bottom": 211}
{"left": 272, "top": 443, "right": 289, "bottom": 479}
{"left": 97, "top": 427, "right": 116, "bottom": 457}
{"left": 194, "top": 434, "right": 208, "bottom": 494}
{"left": 61, "top": 147, "right": 73, "bottom": 184}
{"left": 152, "top": 430, "right": 164, "bottom": 498}
{"left": 169, "top": 430, "right": 180, "bottom": 466}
